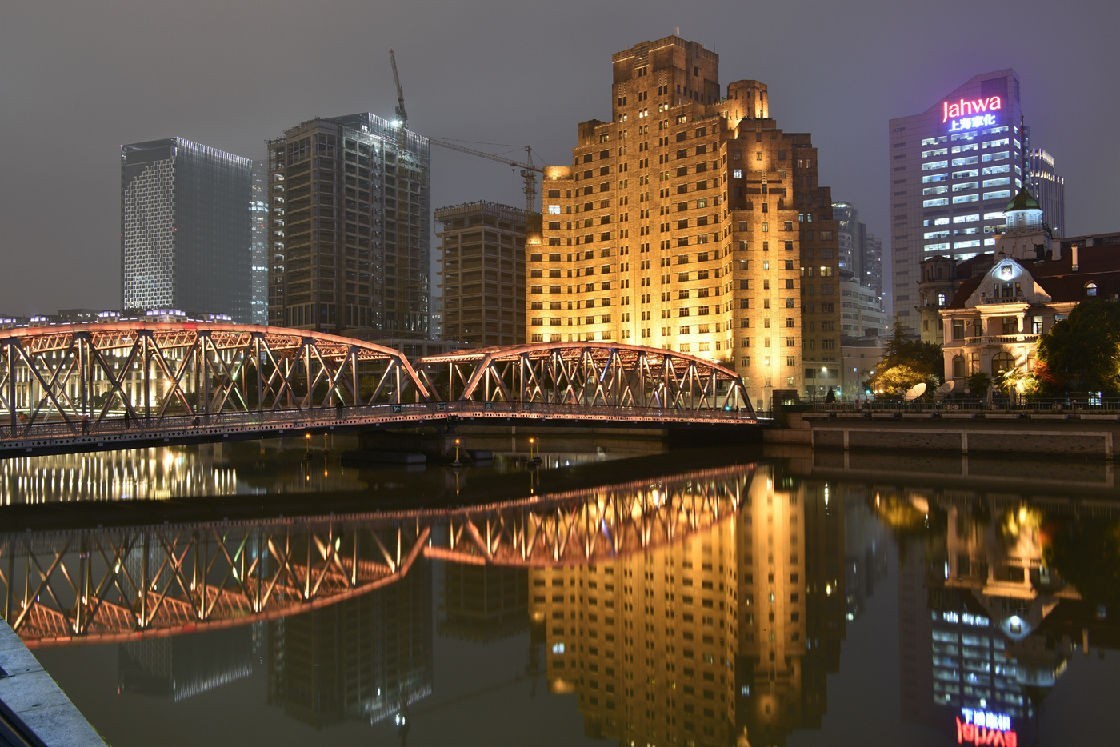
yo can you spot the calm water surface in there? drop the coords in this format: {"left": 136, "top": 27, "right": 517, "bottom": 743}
{"left": 2, "top": 436, "right": 1118, "bottom": 746}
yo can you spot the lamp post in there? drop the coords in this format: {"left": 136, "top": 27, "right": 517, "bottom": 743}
{"left": 452, "top": 437, "right": 462, "bottom": 467}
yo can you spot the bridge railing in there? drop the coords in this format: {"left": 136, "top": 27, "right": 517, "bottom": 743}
{"left": 0, "top": 399, "right": 757, "bottom": 444}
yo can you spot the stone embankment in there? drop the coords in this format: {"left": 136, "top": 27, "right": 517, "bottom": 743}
{"left": 0, "top": 619, "right": 104, "bottom": 746}
{"left": 765, "top": 410, "right": 1120, "bottom": 460}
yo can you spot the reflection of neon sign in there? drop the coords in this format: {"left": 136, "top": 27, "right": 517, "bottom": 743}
{"left": 942, "top": 96, "right": 1002, "bottom": 132}
{"left": 956, "top": 708, "right": 1017, "bottom": 746}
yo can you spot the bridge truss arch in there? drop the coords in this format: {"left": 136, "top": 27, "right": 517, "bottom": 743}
{"left": 0, "top": 322, "right": 429, "bottom": 440}
{"left": 420, "top": 342, "right": 753, "bottom": 419}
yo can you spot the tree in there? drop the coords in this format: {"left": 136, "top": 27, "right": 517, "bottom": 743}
{"left": 966, "top": 372, "right": 991, "bottom": 396}
{"left": 867, "top": 322, "right": 943, "bottom": 396}
{"left": 1037, "top": 299, "right": 1120, "bottom": 394}
{"left": 869, "top": 364, "right": 929, "bottom": 397}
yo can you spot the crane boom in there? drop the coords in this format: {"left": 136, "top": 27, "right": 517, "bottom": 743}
{"left": 387, "top": 51, "right": 542, "bottom": 214}
{"left": 430, "top": 138, "right": 543, "bottom": 215}
{"left": 389, "top": 49, "right": 407, "bottom": 125}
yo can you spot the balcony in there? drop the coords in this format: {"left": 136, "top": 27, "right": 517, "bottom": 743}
{"left": 959, "top": 333, "right": 1039, "bottom": 346}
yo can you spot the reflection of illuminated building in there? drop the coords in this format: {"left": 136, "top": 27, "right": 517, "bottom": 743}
{"left": 267, "top": 560, "right": 433, "bottom": 728}
{"left": 842, "top": 486, "right": 889, "bottom": 623}
{"left": 530, "top": 479, "right": 743, "bottom": 745}
{"left": 440, "top": 565, "right": 528, "bottom": 641}
{"left": 528, "top": 467, "right": 846, "bottom": 746}
{"left": 118, "top": 627, "right": 256, "bottom": 702}
{"left": 738, "top": 473, "right": 844, "bottom": 745}
{"left": 892, "top": 492, "right": 1120, "bottom": 745}
{"left": 0, "top": 444, "right": 241, "bottom": 505}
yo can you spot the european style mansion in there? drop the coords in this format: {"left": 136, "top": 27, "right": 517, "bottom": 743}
{"left": 938, "top": 188, "right": 1120, "bottom": 391}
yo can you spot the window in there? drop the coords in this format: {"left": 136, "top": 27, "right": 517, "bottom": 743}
{"left": 991, "top": 351, "right": 1014, "bottom": 377}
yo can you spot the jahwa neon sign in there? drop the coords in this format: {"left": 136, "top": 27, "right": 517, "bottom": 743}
{"left": 955, "top": 708, "right": 1017, "bottom": 747}
{"left": 942, "top": 96, "right": 1002, "bottom": 132}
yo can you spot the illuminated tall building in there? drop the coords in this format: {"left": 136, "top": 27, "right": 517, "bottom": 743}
{"left": 888, "top": 70, "right": 1063, "bottom": 337}
{"left": 249, "top": 161, "right": 269, "bottom": 325}
{"left": 267, "top": 113, "right": 430, "bottom": 338}
{"left": 1027, "top": 148, "right": 1065, "bottom": 237}
{"left": 121, "top": 138, "right": 253, "bottom": 321}
{"left": 436, "top": 201, "right": 531, "bottom": 346}
{"left": 530, "top": 35, "right": 841, "bottom": 406}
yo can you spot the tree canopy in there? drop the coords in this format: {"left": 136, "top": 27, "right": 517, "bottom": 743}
{"left": 1036, "top": 299, "right": 1120, "bottom": 394}
{"left": 867, "top": 323, "right": 943, "bottom": 396}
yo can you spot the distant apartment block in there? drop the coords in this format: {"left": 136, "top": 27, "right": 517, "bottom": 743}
{"left": 436, "top": 201, "right": 531, "bottom": 347}
{"left": 121, "top": 138, "right": 252, "bottom": 322}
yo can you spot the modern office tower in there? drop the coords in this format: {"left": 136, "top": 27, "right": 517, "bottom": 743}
{"left": 864, "top": 234, "right": 884, "bottom": 305}
{"left": 531, "top": 35, "right": 841, "bottom": 406}
{"left": 833, "top": 201, "right": 884, "bottom": 304}
{"left": 889, "top": 70, "right": 1059, "bottom": 336}
{"left": 267, "top": 113, "right": 430, "bottom": 338}
{"left": 1027, "top": 148, "right": 1065, "bottom": 237}
{"left": 121, "top": 138, "right": 252, "bottom": 322}
{"left": 833, "top": 202, "right": 866, "bottom": 282}
{"left": 250, "top": 161, "right": 269, "bottom": 325}
{"left": 436, "top": 201, "right": 531, "bottom": 346}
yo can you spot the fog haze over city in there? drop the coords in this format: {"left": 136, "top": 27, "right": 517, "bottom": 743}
{"left": 1, "top": 0, "right": 1115, "bottom": 314}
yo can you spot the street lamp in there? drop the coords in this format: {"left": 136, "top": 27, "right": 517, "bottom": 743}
{"left": 452, "top": 437, "right": 462, "bottom": 467}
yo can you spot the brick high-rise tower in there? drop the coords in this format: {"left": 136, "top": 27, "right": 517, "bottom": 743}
{"left": 530, "top": 36, "right": 840, "bottom": 406}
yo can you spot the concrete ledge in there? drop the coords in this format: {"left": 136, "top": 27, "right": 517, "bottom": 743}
{"left": 0, "top": 619, "right": 104, "bottom": 746}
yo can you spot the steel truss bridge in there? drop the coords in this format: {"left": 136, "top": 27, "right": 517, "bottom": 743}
{"left": 1, "top": 464, "right": 753, "bottom": 647}
{"left": 0, "top": 322, "right": 754, "bottom": 453}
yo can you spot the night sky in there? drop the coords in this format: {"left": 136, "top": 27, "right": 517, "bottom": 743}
{"left": 2, "top": 0, "right": 1116, "bottom": 315}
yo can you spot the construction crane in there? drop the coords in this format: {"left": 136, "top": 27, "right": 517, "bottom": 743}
{"left": 429, "top": 137, "right": 542, "bottom": 216}
{"left": 389, "top": 48, "right": 407, "bottom": 126}
{"left": 388, "top": 50, "right": 542, "bottom": 214}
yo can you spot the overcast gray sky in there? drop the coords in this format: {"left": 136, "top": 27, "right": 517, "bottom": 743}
{"left": 1, "top": 0, "right": 1115, "bottom": 315}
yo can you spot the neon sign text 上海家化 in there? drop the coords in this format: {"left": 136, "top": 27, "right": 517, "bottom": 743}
{"left": 942, "top": 96, "right": 1002, "bottom": 132}
{"left": 956, "top": 708, "right": 1017, "bottom": 747}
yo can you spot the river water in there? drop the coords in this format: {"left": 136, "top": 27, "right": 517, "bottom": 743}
{"left": 1, "top": 433, "right": 1118, "bottom": 746}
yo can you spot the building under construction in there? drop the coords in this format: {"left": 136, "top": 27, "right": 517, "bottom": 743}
{"left": 267, "top": 113, "right": 430, "bottom": 340}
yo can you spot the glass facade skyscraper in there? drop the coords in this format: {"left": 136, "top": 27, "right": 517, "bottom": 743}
{"left": 121, "top": 138, "right": 253, "bottom": 322}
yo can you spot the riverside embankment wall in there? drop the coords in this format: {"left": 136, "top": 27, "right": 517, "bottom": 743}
{"left": 764, "top": 411, "right": 1120, "bottom": 460}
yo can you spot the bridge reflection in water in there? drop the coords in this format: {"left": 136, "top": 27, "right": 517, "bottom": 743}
{"left": 0, "top": 464, "right": 750, "bottom": 647}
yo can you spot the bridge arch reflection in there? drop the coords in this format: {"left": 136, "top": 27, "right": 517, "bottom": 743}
{"left": 1, "top": 464, "right": 752, "bottom": 647}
